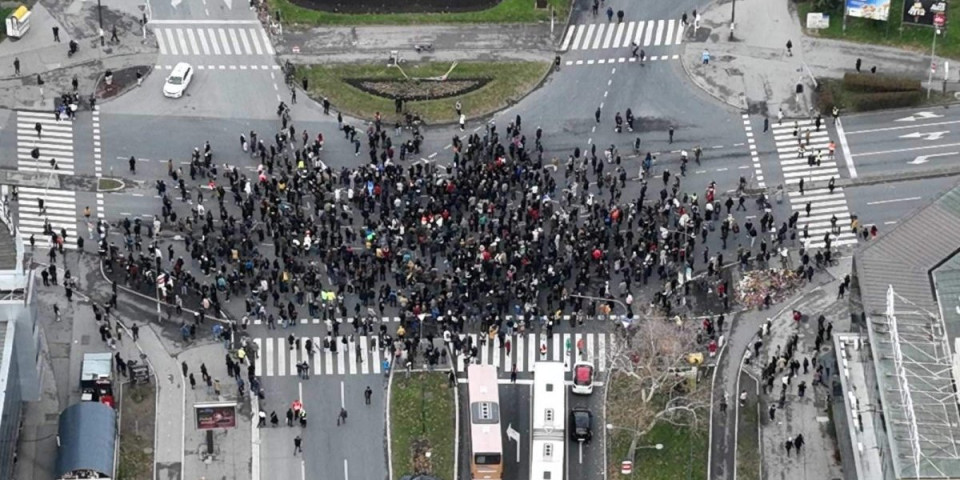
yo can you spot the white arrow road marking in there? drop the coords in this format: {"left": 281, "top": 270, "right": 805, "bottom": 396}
{"left": 171, "top": 0, "right": 182, "bottom": 7}
{"left": 895, "top": 111, "right": 943, "bottom": 122}
{"left": 506, "top": 423, "right": 520, "bottom": 463}
{"left": 908, "top": 151, "right": 957, "bottom": 164}
{"left": 223, "top": 0, "right": 232, "bottom": 9}
{"left": 900, "top": 131, "right": 950, "bottom": 140}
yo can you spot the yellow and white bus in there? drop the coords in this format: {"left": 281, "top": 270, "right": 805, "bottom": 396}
{"left": 468, "top": 364, "right": 503, "bottom": 480}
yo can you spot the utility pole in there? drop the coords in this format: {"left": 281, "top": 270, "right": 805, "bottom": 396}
{"left": 928, "top": 27, "right": 940, "bottom": 99}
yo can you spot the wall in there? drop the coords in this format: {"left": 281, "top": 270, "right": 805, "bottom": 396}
{"left": 0, "top": 321, "right": 22, "bottom": 480}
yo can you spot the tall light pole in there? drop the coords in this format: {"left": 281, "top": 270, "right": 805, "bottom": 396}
{"left": 98, "top": 0, "right": 105, "bottom": 47}
{"left": 729, "top": 0, "right": 736, "bottom": 40}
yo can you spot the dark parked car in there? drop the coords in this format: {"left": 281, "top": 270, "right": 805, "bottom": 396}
{"left": 570, "top": 408, "right": 593, "bottom": 443}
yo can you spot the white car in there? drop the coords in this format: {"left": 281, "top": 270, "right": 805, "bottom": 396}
{"left": 163, "top": 62, "right": 193, "bottom": 98}
{"left": 571, "top": 361, "right": 595, "bottom": 395}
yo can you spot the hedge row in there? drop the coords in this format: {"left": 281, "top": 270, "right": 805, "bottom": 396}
{"left": 842, "top": 73, "right": 921, "bottom": 93}
{"left": 846, "top": 91, "right": 923, "bottom": 112}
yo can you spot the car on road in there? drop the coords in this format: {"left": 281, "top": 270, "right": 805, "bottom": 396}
{"left": 569, "top": 408, "right": 593, "bottom": 443}
{"left": 572, "top": 361, "right": 595, "bottom": 395}
{"left": 163, "top": 62, "right": 193, "bottom": 98}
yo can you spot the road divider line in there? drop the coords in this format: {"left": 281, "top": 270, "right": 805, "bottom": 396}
{"left": 835, "top": 118, "right": 858, "bottom": 178}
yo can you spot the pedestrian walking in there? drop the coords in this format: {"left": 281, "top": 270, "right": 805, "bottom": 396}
{"left": 364, "top": 386, "right": 372, "bottom": 405}
{"left": 769, "top": 404, "right": 776, "bottom": 421}
{"left": 337, "top": 407, "right": 348, "bottom": 426}
{"left": 669, "top": 126, "right": 674, "bottom": 143}
{"left": 293, "top": 435, "right": 302, "bottom": 454}
{"left": 53, "top": 26, "right": 60, "bottom": 42}
{"left": 182, "top": 361, "right": 189, "bottom": 377}
{"left": 794, "top": 434, "right": 805, "bottom": 453}
{"left": 855, "top": 58, "right": 861, "bottom": 73}
{"left": 13, "top": 58, "right": 19, "bottom": 76}
{"left": 785, "top": 438, "right": 793, "bottom": 456}
{"left": 111, "top": 25, "right": 120, "bottom": 43}
{"left": 189, "top": 373, "right": 196, "bottom": 389}
{"left": 258, "top": 410, "right": 267, "bottom": 427}
{"left": 132, "top": 324, "right": 139, "bottom": 341}
{"left": 785, "top": 39, "right": 793, "bottom": 56}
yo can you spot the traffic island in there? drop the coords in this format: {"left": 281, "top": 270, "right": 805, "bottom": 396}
{"left": 268, "top": 0, "right": 565, "bottom": 25}
{"left": 117, "top": 382, "right": 157, "bottom": 480}
{"left": 604, "top": 320, "right": 710, "bottom": 480}
{"left": 96, "top": 66, "right": 151, "bottom": 101}
{"left": 389, "top": 371, "right": 456, "bottom": 480}
{"left": 298, "top": 61, "right": 549, "bottom": 124}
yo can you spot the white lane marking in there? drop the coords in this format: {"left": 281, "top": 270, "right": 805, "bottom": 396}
{"left": 866, "top": 197, "right": 922, "bottom": 205}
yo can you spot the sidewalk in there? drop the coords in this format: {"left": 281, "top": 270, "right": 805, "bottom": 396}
{"left": 179, "top": 342, "right": 254, "bottom": 480}
{"left": 680, "top": 0, "right": 930, "bottom": 117}
{"left": 0, "top": 1, "right": 157, "bottom": 109}
{"left": 740, "top": 257, "right": 851, "bottom": 479}
{"left": 276, "top": 24, "right": 555, "bottom": 64}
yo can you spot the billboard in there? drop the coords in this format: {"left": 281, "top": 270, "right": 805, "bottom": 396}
{"left": 903, "top": 0, "right": 948, "bottom": 25}
{"left": 194, "top": 402, "right": 237, "bottom": 429}
{"left": 846, "top": 0, "right": 892, "bottom": 21}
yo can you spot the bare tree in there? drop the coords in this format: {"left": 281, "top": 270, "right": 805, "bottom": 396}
{"left": 605, "top": 319, "right": 710, "bottom": 463}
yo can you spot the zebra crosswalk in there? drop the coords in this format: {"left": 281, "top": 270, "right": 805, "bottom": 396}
{"left": 253, "top": 332, "right": 612, "bottom": 378}
{"left": 15, "top": 186, "right": 78, "bottom": 249}
{"left": 16, "top": 110, "right": 75, "bottom": 175}
{"left": 772, "top": 119, "right": 857, "bottom": 249}
{"left": 561, "top": 19, "right": 685, "bottom": 51}
{"left": 252, "top": 314, "right": 625, "bottom": 326}
{"left": 153, "top": 25, "right": 275, "bottom": 57}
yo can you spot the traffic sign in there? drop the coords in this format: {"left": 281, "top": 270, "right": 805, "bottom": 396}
{"left": 621, "top": 461, "right": 633, "bottom": 474}
{"left": 935, "top": 12, "right": 946, "bottom": 27}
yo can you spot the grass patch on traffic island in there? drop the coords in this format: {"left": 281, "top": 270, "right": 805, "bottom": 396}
{"left": 606, "top": 372, "right": 709, "bottom": 480}
{"left": 737, "top": 373, "right": 761, "bottom": 480}
{"left": 268, "top": 0, "right": 566, "bottom": 26}
{"left": 390, "top": 371, "right": 456, "bottom": 480}
{"left": 118, "top": 382, "right": 156, "bottom": 480}
{"left": 300, "top": 61, "right": 550, "bottom": 124}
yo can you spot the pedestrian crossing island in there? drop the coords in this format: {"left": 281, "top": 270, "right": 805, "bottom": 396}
{"left": 252, "top": 332, "right": 613, "bottom": 378}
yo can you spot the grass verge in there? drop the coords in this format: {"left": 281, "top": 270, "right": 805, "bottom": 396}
{"left": 797, "top": 0, "right": 960, "bottom": 59}
{"left": 118, "top": 382, "right": 156, "bottom": 480}
{"left": 736, "top": 374, "right": 761, "bottom": 480}
{"left": 817, "top": 77, "right": 953, "bottom": 112}
{"left": 390, "top": 371, "right": 456, "bottom": 480}
{"left": 268, "top": 0, "right": 567, "bottom": 26}
{"left": 0, "top": 7, "right": 15, "bottom": 42}
{"left": 300, "top": 61, "right": 550, "bottom": 124}
{"left": 606, "top": 373, "right": 709, "bottom": 480}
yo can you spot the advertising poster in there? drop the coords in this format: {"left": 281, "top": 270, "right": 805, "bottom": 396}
{"left": 195, "top": 402, "right": 237, "bottom": 429}
{"left": 846, "top": 0, "right": 892, "bottom": 21}
{"left": 903, "top": 0, "right": 947, "bottom": 26}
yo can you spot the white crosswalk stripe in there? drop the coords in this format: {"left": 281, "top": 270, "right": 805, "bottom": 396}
{"left": 772, "top": 119, "right": 858, "bottom": 249}
{"left": 15, "top": 186, "right": 78, "bottom": 249}
{"left": 153, "top": 25, "right": 275, "bottom": 57}
{"left": 252, "top": 332, "right": 611, "bottom": 377}
{"left": 561, "top": 19, "right": 685, "bottom": 51}
{"left": 16, "top": 110, "right": 75, "bottom": 175}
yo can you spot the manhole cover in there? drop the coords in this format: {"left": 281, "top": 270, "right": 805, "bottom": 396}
{"left": 80, "top": 335, "right": 90, "bottom": 345}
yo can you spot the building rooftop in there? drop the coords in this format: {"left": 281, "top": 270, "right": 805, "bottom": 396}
{"left": 854, "top": 183, "right": 960, "bottom": 479}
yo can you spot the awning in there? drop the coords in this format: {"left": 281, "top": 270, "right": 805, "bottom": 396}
{"left": 56, "top": 402, "right": 116, "bottom": 478}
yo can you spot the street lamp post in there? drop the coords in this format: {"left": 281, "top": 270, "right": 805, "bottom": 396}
{"left": 606, "top": 423, "right": 664, "bottom": 471}
{"left": 97, "top": 0, "right": 105, "bottom": 47}
{"left": 729, "top": 0, "right": 736, "bottom": 40}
